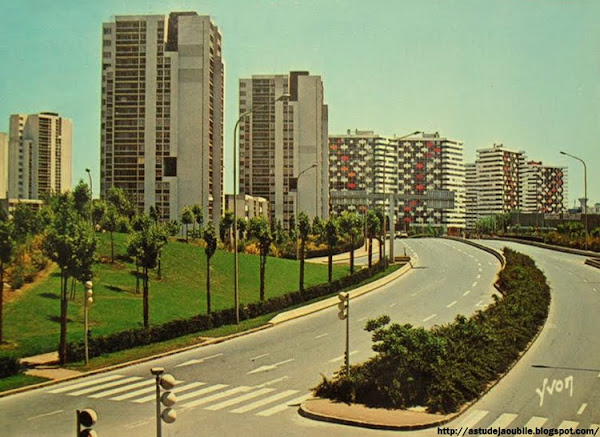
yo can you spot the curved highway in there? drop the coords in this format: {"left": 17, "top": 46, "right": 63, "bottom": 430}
{"left": 0, "top": 239, "right": 501, "bottom": 437}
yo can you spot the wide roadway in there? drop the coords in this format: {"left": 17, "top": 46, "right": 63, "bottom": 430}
{"left": 0, "top": 238, "right": 501, "bottom": 437}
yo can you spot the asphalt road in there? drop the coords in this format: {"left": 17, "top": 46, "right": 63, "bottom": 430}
{"left": 0, "top": 238, "right": 501, "bottom": 437}
{"left": 433, "top": 240, "right": 600, "bottom": 436}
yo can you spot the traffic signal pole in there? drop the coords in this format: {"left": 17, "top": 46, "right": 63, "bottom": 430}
{"left": 345, "top": 296, "right": 350, "bottom": 376}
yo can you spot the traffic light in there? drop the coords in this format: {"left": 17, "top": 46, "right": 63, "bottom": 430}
{"left": 151, "top": 367, "right": 177, "bottom": 429}
{"left": 77, "top": 408, "right": 98, "bottom": 437}
{"left": 85, "top": 281, "right": 94, "bottom": 305}
{"left": 337, "top": 292, "right": 349, "bottom": 320}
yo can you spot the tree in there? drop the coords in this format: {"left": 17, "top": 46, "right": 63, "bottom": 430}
{"left": 181, "top": 206, "right": 194, "bottom": 242}
{"left": 297, "top": 212, "right": 311, "bottom": 293}
{"left": 12, "top": 202, "right": 36, "bottom": 242}
{"left": 288, "top": 215, "right": 297, "bottom": 241}
{"left": 322, "top": 217, "right": 340, "bottom": 283}
{"left": 149, "top": 205, "right": 159, "bottom": 224}
{"left": 0, "top": 221, "right": 15, "bottom": 342}
{"left": 248, "top": 216, "right": 272, "bottom": 301}
{"left": 192, "top": 204, "right": 204, "bottom": 232}
{"left": 312, "top": 216, "right": 324, "bottom": 237}
{"left": 220, "top": 211, "right": 234, "bottom": 248}
{"left": 203, "top": 223, "right": 218, "bottom": 314}
{"left": 340, "top": 211, "right": 363, "bottom": 274}
{"left": 73, "top": 180, "right": 91, "bottom": 219}
{"left": 91, "top": 200, "right": 107, "bottom": 228}
{"left": 376, "top": 209, "right": 385, "bottom": 264}
{"left": 127, "top": 222, "right": 165, "bottom": 327}
{"left": 43, "top": 193, "right": 97, "bottom": 364}
{"left": 101, "top": 206, "right": 119, "bottom": 263}
{"left": 106, "top": 186, "right": 135, "bottom": 219}
{"left": 236, "top": 217, "right": 247, "bottom": 241}
{"left": 366, "top": 211, "right": 381, "bottom": 268}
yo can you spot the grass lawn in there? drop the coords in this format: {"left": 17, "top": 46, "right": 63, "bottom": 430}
{"left": 0, "top": 374, "right": 49, "bottom": 393}
{"left": 1, "top": 233, "right": 349, "bottom": 358}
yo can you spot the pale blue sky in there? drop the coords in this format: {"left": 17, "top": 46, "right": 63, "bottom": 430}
{"left": 1, "top": 0, "right": 598, "bottom": 205}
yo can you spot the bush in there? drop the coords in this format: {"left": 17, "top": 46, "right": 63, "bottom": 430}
{"left": 65, "top": 262, "right": 388, "bottom": 362}
{"left": 314, "top": 248, "right": 551, "bottom": 414}
{"left": 0, "top": 355, "right": 20, "bottom": 378}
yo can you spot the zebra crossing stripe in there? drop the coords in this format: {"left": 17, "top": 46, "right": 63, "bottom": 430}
{"left": 175, "top": 383, "right": 228, "bottom": 403}
{"left": 69, "top": 377, "right": 143, "bottom": 396}
{"left": 488, "top": 413, "right": 518, "bottom": 429}
{"left": 558, "top": 421, "right": 578, "bottom": 429}
{"left": 230, "top": 390, "right": 299, "bottom": 414}
{"left": 256, "top": 393, "right": 311, "bottom": 417}
{"left": 460, "top": 409, "right": 489, "bottom": 428}
{"left": 113, "top": 381, "right": 202, "bottom": 402}
{"left": 90, "top": 379, "right": 155, "bottom": 398}
{"left": 524, "top": 417, "right": 548, "bottom": 428}
{"left": 180, "top": 386, "right": 253, "bottom": 409}
{"left": 133, "top": 381, "right": 211, "bottom": 404}
{"left": 48, "top": 374, "right": 124, "bottom": 394}
{"left": 205, "top": 388, "right": 275, "bottom": 411}
{"left": 590, "top": 424, "right": 599, "bottom": 432}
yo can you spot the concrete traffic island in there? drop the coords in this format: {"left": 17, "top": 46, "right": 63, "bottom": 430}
{"left": 299, "top": 397, "right": 457, "bottom": 430}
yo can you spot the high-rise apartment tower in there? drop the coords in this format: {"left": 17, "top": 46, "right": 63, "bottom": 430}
{"left": 101, "top": 12, "right": 224, "bottom": 224}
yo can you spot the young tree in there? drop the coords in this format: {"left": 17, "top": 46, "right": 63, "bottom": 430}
{"left": 101, "top": 205, "right": 119, "bottom": 263}
{"left": 236, "top": 217, "right": 247, "bottom": 241}
{"left": 106, "top": 186, "right": 135, "bottom": 219}
{"left": 288, "top": 214, "right": 297, "bottom": 241}
{"left": 181, "top": 206, "right": 194, "bottom": 242}
{"left": 323, "top": 217, "right": 340, "bottom": 283}
{"left": 297, "top": 212, "right": 311, "bottom": 293}
{"left": 203, "top": 223, "right": 218, "bottom": 314}
{"left": 248, "top": 216, "right": 272, "bottom": 301}
{"left": 366, "top": 211, "right": 381, "bottom": 268}
{"left": 0, "top": 221, "right": 15, "bottom": 342}
{"left": 192, "top": 204, "right": 203, "bottom": 232}
{"left": 91, "top": 199, "right": 107, "bottom": 228}
{"left": 149, "top": 205, "right": 159, "bottom": 224}
{"left": 220, "top": 211, "right": 234, "bottom": 248}
{"left": 340, "top": 211, "right": 363, "bottom": 274}
{"left": 12, "top": 203, "right": 36, "bottom": 242}
{"left": 127, "top": 222, "right": 165, "bottom": 328}
{"left": 73, "top": 180, "right": 91, "bottom": 220}
{"left": 43, "top": 193, "right": 97, "bottom": 364}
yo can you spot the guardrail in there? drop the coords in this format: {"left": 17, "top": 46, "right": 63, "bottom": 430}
{"left": 442, "top": 236, "right": 506, "bottom": 267}
{"left": 486, "top": 236, "right": 599, "bottom": 258}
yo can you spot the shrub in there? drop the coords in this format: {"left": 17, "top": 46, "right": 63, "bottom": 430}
{"left": 0, "top": 355, "right": 20, "bottom": 378}
{"left": 314, "top": 248, "right": 551, "bottom": 414}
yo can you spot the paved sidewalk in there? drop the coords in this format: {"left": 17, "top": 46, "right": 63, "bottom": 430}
{"left": 19, "top": 352, "right": 82, "bottom": 380}
{"left": 300, "top": 397, "right": 457, "bottom": 430}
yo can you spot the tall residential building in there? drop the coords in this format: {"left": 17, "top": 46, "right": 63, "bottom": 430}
{"left": 8, "top": 113, "right": 72, "bottom": 200}
{"left": 328, "top": 130, "right": 390, "bottom": 213}
{"left": 466, "top": 143, "right": 525, "bottom": 225}
{"left": 396, "top": 132, "right": 465, "bottom": 229}
{"left": 101, "top": 12, "right": 224, "bottom": 224}
{"left": 238, "top": 71, "right": 328, "bottom": 227}
{"left": 521, "top": 160, "right": 567, "bottom": 214}
{"left": 0, "top": 133, "right": 7, "bottom": 199}
{"left": 465, "top": 162, "right": 477, "bottom": 229}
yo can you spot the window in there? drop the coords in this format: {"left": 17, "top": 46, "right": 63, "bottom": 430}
{"left": 164, "top": 157, "right": 177, "bottom": 177}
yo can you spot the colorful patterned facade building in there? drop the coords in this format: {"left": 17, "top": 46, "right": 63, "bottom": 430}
{"left": 521, "top": 161, "right": 567, "bottom": 214}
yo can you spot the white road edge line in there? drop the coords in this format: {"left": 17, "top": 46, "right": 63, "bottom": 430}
{"left": 463, "top": 290, "right": 471, "bottom": 296}
{"left": 315, "top": 333, "right": 329, "bottom": 339}
{"left": 446, "top": 301, "right": 457, "bottom": 308}
{"left": 578, "top": 403, "right": 588, "bottom": 415}
{"left": 251, "top": 353, "right": 270, "bottom": 361}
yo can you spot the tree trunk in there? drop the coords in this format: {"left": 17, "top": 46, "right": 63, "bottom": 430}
{"left": 378, "top": 238, "right": 383, "bottom": 263}
{"left": 0, "top": 264, "right": 4, "bottom": 343}
{"left": 157, "top": 252, "right": 162, "bottom": 279}
{"left": 206, "top": 258, "right": 211, "bottom": 314}
{"left": 59, "top": 270, "right": 69, "bottom": 364}
{"left": 143, "top": 268, "right": 149, "bottom": 328}
{"left": 299, "top": 239, "right": 305, "bottom": 293}
{"left": 368, "top": 237, "right": 373, "bottom": 268}
{"left": 349, "top": 236, "right": 355, "bottom": 274}
{"left": 328, "top": 247, "right": 333, "bottom": 284}
{"left": 135, "top": 261, "right": 140, "bottom": 294}
{"left": 260, "top": 253, "right": 266, "bottom": 301}
{"left": 69, "top": 277, "right": 76, "bottom": 301}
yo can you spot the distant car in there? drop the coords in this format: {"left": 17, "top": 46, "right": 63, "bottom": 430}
{"left": 395, "top": 231, "right": 408, "bottom": 238}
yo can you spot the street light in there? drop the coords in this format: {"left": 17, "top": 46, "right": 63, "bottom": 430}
{"left": 295, "top": 163, "right": 317, "bottom": 259}
{"left": 560, "top": 151, "right": 588, "bottom": 236}
{"left": 85, "top": 168, "right": 93, "bottom": 226}
{"left": 233, "top": 93, "right": 290, "bottom": 324}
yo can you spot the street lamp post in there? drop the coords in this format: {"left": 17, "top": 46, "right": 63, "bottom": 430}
{"left": 295, "top": 163, "right": 317, "bottom": 259}
{"left": 560, "top": 151, "right": 588, "bottom": 236}
{"left": 85, "top": 168, "right": 93, "bottom": 226}
{"left": 233, "top": 93, "right": 290, "bottom": 324}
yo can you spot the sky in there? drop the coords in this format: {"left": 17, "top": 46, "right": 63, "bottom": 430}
{"left": 1, "top": 0, "right": 599, "bottom": 206}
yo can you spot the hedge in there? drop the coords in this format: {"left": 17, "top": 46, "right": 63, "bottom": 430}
{"left": 280, "top": 238, "right": 365, "bottom": 260}
{"left": 65, "top": 262, "right": 387, "bottom": 362}
{"left": 0, "top": 355, "right": 20, "bottom": 378}
{"left": 314, "top": 248, "right": 551, "bottom": 414}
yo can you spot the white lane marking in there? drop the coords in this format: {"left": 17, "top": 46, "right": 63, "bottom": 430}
{"left": 69, "top": 376, "right": 143, "bottom": 396}
{"left": 315, "top": 333, "right": 329, "bottom": 339}
{"left": 558, "top": 420, "right": 578, "bottom": 429}
{"left": 390, "top": 303, "right": 397, "bottom": 308}
{"left": 568, "top": 272, "right": 574, "bottom": 276}
{"left": 472, "top": 281, "right": 478, "bottom": 287}
{"left": 489, "top": 413, "right": 518, "bottom": 429}
{"left": 328, "top": 351, "right": 358, "bottom": 363}
{"left": 410, "top": 292, "right": 420, "bottom": 297}
{"left": 488, "top": 262, "right": 493, "bottom": 266}
{"left": 257, "top": 393, "right": 311, "bottom": 417}
{"left": 181, "top": 386, "right": 253, "bottom": 410}
{"left": 463, "top": 290, "right": 471, "bottom": 296}
{"left": 357, "top": 317, "right": 368, "bottom": 322}
{"left": 175, "top": 353, "right": 223, "bottom": 368}
{"left": 134, "top": 382, "right": 215, "bottom": 403}
{"left": 247, "top": 358, "right": 295, "bottom": 375}
{"left": 251, "top": 353, "right": 270, "bottom": 361}
{"left": 90, "top": 378, "right": 155, "bottom": 398}
{"left": 27, "top": 410, "right": 64, "bottom": 421}
{"left": 423, "top": 314, "right": 437, "bottom": 322}
{"left": 525, "top": 417, "right": 548, "bottom": 428}
{"left": 475, "top": 300, "right": 484, "bottom": 307}
{"left": 257, "top": 376, "right": 289, "bottom": 388}
{"left": 205, "top": 387, "right": 275, "bottom": 411}
{"left": 477, "top": 274, "right": 481, "bottom": 279}
{"left": 583, "top": 279, "right": 588, "bottom": 283}
{"left": 48, "top": 374, "right": 124, "bottom": 393}
{"left": 594, "top": 288, "right": 598, "bottom": 292}
{"left": 478, "top": 268, "right": 483, "bottom": 272}
{"left": 578, "top": 403, "right": 588, "bottom": 415}
{"left": 231, "top": 389, "right": 299, "bottom": 414}
{"left": 446, "top": 301, "right": 457, "bottom": 308}
{"left": 460, "top": 409, "right": 489, "bottom": 427}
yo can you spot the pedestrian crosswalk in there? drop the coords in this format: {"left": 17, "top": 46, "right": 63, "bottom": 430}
{"left": 47, "top": 374, "right": 310, "bottom": 418}
{"left": 453, "top": 409, "right": 600, "bottom": 432}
